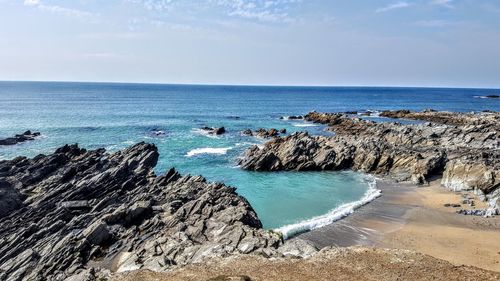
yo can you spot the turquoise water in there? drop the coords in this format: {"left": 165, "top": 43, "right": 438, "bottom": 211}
{"left": 1, "top": 82, "right": 498, "bottom": 233}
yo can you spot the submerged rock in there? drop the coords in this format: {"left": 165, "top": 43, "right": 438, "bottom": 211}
{"left": 0, "top": 130, "right": 41, "bottom": 146}
{"left": 0, "top": 143, "right": 283, "bottom": 280}
{"left": 201, "top": 126, "right": 226, "bottom": 135}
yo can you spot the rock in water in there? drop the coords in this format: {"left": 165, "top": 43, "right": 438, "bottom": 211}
{"left": 241, "top": 128, "right": 287, "bottom": 138}
{"left": 0, "top": 131, "right": 41, "bottom": 146}
{"left": 0, "top": 143, "right": 282, "bottom": 280}
{"left": 201, "top": 126, "right": 226, "bottom": 135}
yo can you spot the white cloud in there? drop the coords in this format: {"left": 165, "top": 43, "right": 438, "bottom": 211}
{"left": 375, "top": 1, "right": 412, "bottom": 13}
{"left": 23, "top": 0, "right": 96, "bottom": 19}
{"left": 212, "top": 0, "right": 301, "bottom": 23}
{"left": 23, "top": 0, "right": 40, "bottom": 6}
{"left": 126, "top": 0, "right": 174, "bottom": 12}
{"left": 430, "top": 0, "right": 454, "bottom": 9}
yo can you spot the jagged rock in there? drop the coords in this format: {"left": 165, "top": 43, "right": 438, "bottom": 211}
{"left": 241, "top": 128, "right": 287, "bottom": 138}
{"left": 242, "top": 129, "right": 253, "bottom": 136}
{"left": 239, "top": 110, "right": 499, "bottom": 213}
{"left": 277, "top": 238, "right": 318, "bottom": 258}
{"left": 379, "top": 109, "right": 500, "bottom": 127}
{"left": 280, "top": 115, "right": 303, "bottom": 120}
{"left": 201, "top": 127, "right": 226, "bottom": 135}
{"left": 0, "top": 131, "right": 41, "bottom": 146}
{"left": 0, "top": 143, "right": 283, "bottom": 280}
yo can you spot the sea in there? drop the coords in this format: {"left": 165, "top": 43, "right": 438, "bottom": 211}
{"left": 1, "top": 82, "right": 498, "bottom": 238}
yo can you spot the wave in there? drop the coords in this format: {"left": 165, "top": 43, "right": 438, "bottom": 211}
{"left": 186, "top": 147, "right": 233, "bottom": 157}
{"left": 474, "top": 95, "right": 499, "bottom": 99}
{"left": 191, "top": 128, "right": 221, "bottom": 139}
{"left": 357, "top": 110, "right": 381, "bottom": 117}
{"left": 293, "top": 123, "right": 319, "bottom": 127}
{"left": 235, "top": 142, "right": 255, "bottom": 146}
{"left": 275, "top": 176, "right": 381, "bottom": 239}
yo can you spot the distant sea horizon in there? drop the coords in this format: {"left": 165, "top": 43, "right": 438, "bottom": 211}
{"left": 1, "top": 80, "right": 499, "bottom": 90}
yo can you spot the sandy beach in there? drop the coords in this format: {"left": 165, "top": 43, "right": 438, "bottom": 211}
{"left": 298, "top": 179, "right": 500, "bottom": 272}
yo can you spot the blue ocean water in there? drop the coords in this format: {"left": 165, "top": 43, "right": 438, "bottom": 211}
{"left": 1, "top": 82, "right": 498, "bottom": 234}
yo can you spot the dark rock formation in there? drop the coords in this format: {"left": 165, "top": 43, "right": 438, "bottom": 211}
{"left": 0, "top": 143, "right": 282, "bottom": 280}
{"left": 0, "top": 131, "right": 40, "bottom": 146}
{"left": 241, "top": 128, "right": 287, "bottom": 138}
{"left": 239, "top": 110, "right": 499, "bottom": 214}
{"left": 379, "top": 109, "right": 500, "bottom": 127}
{"left": 280, "top": 115, "right": 303, "bottom": 120}
{"left": 149, "top": 128, "right": 166, "bottom": 137}
{"left": 201, "top": 127, "right": 226, "bottom": 135}
{"left": 485, "top": 95, "right": 499, "bottom": 99}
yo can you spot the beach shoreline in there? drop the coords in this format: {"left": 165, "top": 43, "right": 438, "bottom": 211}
{"left": 297, "top": 178, "right": 500, "bottom": 272}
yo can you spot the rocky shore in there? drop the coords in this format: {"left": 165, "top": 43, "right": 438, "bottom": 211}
{"left": 1, "top": 109, "right": 499, "bottom": 280}
{"left": 0, "top": 143, "right": 318, "bottom": 280}
{"left": 239, "top": 110, "right": 499, "bottom": 215}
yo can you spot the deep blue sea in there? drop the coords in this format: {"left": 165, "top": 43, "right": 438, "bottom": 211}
{"left": 1, "top": 82, "right": 498, "bottom": 236}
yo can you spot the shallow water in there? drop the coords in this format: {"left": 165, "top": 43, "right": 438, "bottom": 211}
{"left": 0, "top": 82, "right": 498, "bottom": 233}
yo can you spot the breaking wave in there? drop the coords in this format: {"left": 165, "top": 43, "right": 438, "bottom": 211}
{"left": 275, "top": 176, "right": 381, "bottom": 239}
{"left": 186, "top": 147, "right": 233, "bottom": 157}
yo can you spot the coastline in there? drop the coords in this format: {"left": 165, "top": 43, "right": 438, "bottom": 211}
{"left": 275, "top": 174, "right": 381, "bottom": 239}
{"left": 297, "top": 179, "right": 500, "bottom": 272}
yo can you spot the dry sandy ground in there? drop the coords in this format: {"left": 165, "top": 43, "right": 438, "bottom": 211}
{"left": 375, "top": 181, "right": 500, "bottom": 272}
{"left": 111, "top": 247, "right": 499, "bottom": 281}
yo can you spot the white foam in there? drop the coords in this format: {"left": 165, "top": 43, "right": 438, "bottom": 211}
{"left": 235, "top": 142, "right": 257, "bottom": 147}
{"left": 293, "top": 123, "right": 319, "bottom": 127}
{"left": 473, "top": 95, "right": 498, "bottom": 99}
{"left": 186, "top": 147, "right": 232, "bottom": 157}
{"left": 191, "top": 128, "right": 221, "bottom": 139}
{"left": 275, "top": 176, "right": 381, "bottom": 239}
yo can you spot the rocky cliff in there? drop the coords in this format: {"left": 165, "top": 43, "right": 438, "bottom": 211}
{"left": 0, "top": 143, "right": 284, "bottom": 280}
{"left": 239, "top": 110, "right": 499, "bottom": 214}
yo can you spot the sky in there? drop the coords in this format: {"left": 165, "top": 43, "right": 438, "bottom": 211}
{"left": 0, "top": 0, "right": 500, "bottom": 88}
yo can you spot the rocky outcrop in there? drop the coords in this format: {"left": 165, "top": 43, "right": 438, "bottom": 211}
{"left": 280, "top": 115, "right": 303, "bottom": 120}
{"left": 242, "top": 128, "right": 287, "bottom": 138}
{"left": 240, "top": 110, "right": 499, "bottom": 214}
{"left": 0, "top": 131, "right": 40, "bottom": 146}
{"left": 379, "top": 109, "right": 500, "bottom": 127}
{"left": 0, "top": 143, "right": 283, "bottom": 280}
{"left": 201, "top": 127, "right": 226, "bottom": 135}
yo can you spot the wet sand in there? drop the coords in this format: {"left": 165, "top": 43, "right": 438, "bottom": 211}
{"left": 297, "top": 179, "right": 500, "bottom": 272}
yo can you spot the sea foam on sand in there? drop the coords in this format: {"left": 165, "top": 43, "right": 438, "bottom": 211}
{"left": 276, "top": 176, "right": 381, "bottom": 239}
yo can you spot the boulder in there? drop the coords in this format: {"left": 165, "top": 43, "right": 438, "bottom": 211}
{"left": 0, "top": 131, "right": 41, "bottom": 146}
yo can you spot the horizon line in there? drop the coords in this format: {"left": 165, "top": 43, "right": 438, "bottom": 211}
{"left": 0, "top": 79, "right": 499, "bottom": 90}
